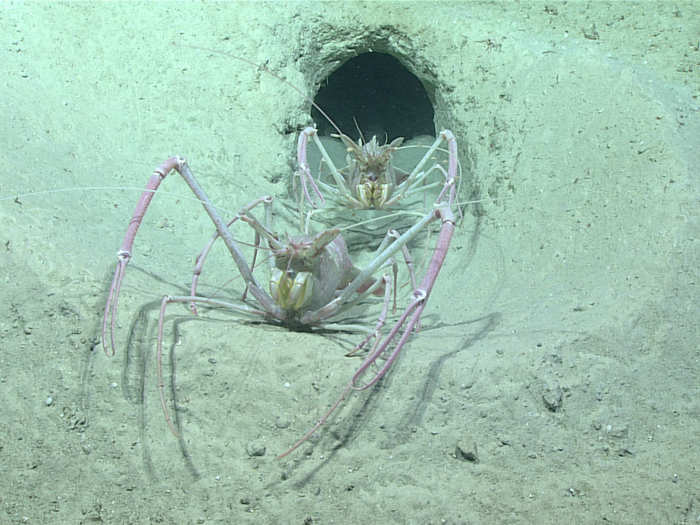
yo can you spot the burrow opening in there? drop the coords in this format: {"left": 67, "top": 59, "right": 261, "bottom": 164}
{"left": 310, "top": 52, "right": 435, "bottom": 142}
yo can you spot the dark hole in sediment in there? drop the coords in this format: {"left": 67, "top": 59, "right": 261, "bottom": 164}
{"left": 311, "top": 52, "right": 434, "bottom": 142}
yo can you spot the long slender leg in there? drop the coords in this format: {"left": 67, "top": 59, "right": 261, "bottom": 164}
{"left": 345, "top": 273, "right": 393, "bottom": 358}
{"left": 296, "top": 127, "right": 326, "bottom": 208}
{"left": 156, "top": 294, "right": 269, "bottom": 436}
{"left": 175, "top": 160, "right": 277, "bottom": 313}
{"left": 189, "top": 196, "right": 272, "bottom": 314}
{"left": 385, "top": 129, "right": 459, "bottom": 210}
{"left": 102, "top": 157, "right": 284, "bottom": 357}
{"left": 103, "top": 157, "right": 180, "bottom": 356}
{"left": 297, "top": 127, "right": 362, "bottom": 209}
{"left": 301, "top": 209, "right": 438, "bottom": 324}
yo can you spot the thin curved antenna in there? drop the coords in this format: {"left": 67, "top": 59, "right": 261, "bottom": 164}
{"left": 181, "top": 44, "right": 344, "bottom": 137}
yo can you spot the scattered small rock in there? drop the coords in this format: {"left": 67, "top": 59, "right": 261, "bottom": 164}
{"left": 542, "top": 384, "right": 563, "bottom": 412}
{"left": 455, "top": 439, "right": 479, "bottom": 463}
{"left": 605, "top": 423, "right": 628, "bottom": 439}
{"left": 246, "top": 440, "right": 266, "bottom": 457}
{"left": 274, "top": 416, "right": 290, "bottom": 429}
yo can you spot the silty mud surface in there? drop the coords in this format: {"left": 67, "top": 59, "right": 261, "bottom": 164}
{"left": 1, "top": 2, "right": 698, "bottom": 523}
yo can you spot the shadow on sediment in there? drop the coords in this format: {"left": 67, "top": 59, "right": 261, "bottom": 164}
{"left": 273, "top": 208, "right": 507, "bottom": 485}
{"left": 392, "top": 209, "right": 504, "bottom": 444}
{"left": 109, "top": 263, "right": 208, "bottom": 482}
{"left": 395, "top": 312, "right": 502, "bottom": 438}
{"left": 270, "top": 310, "right": 501, "bottom": 490}
{"left": 113, "top": 264, "right": 376, "bottom": 483}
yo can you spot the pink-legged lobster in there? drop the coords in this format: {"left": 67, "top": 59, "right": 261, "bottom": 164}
{"left": 102, "top": 126, "right": 458, "bottom": 457}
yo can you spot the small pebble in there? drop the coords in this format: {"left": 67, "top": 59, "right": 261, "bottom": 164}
{"left": 542, "top": 384, "right": 563, "bottom": 412}
{"left": 275, "top": 416, "right": 291, "bottom": 429}
{"left": 246, "top": 440, "right": 266, "bottom": 457}
{"left": 455, "top": 439, "right": 479, "bottom": 462}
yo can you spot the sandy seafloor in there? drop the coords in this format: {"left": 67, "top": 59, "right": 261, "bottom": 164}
{"left": 1, "top": 2, "right": 698, "bottom": 524}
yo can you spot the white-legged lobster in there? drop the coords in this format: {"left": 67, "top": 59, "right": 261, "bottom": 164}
{"left": 297, "top": 127, "right": 458, "bottom": 214}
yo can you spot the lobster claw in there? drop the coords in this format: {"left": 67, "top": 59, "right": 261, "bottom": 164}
{"left": 356, "top": 181, "right": 390, "bottom": 208}
{"left": 270, "top": 268, "right": 314, "bottom": 311}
